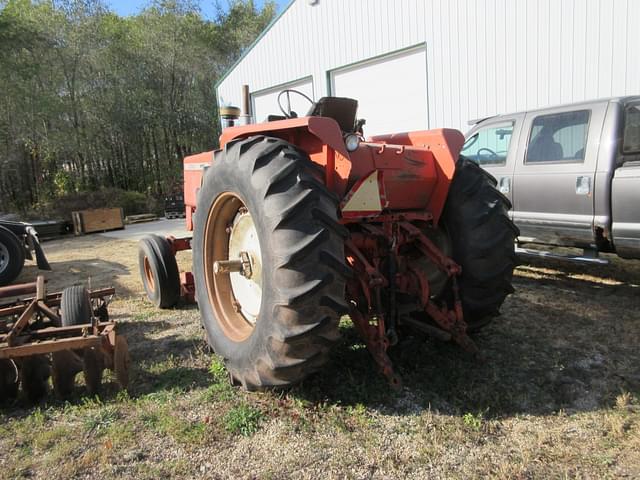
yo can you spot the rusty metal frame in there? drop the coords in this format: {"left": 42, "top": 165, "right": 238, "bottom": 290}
{"left": 345, "top": 215, "right": 480, "bottom": 387}
{"left": 0, "top": 277, "right": 125, "bottom": 386}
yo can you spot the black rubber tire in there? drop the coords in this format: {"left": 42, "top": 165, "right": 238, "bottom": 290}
{"left": 0, "top": 226, "right": 25, "bottom": 286}
{"left": 138, "top": 235, "right": 180, "bottom": 308}
{"left": 193, "top": 136, "right": 349, "bottom": 390}
{"left": 52, "top": 286, "right": 92, "bottom": 397}
{"left": 440, "top": 157, "right": 519, "bottom": 331}
{"left": 60, "top": 285, "right": 92, "bottom": 326}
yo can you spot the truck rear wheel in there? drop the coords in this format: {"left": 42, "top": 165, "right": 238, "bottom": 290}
{"left": 193, "top": 136, "right": 348, "bottom": 390}
{"left": 0, "top": 226, "right": 25, "bottom": 286}
{"left": 441, "top": 158, "right": 519, "bottom": 331}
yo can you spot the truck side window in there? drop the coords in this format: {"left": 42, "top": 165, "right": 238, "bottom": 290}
{"left": 526, "top": 110, "right": 590, "bottom": 163}
{"left": 623, "top": 103, "right": 640, "bottom": 154}
{"left": 461, "top": 122, "right": 514, "bottom": 166}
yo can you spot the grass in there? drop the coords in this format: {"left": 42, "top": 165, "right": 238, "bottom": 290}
{"left": 1, "top": 237, "right": 640, "bottom": 478}
{"left": 223, "top": 403, "right": 263, "bottom": 436}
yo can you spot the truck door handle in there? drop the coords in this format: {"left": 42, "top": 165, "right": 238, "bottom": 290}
{"left": 499, "top": 177, "right": 510, "bottom": 194}
{"left": 576, "top": 176, "right": 591, "bottom": 195}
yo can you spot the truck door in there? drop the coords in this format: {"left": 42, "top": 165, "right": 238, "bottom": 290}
{"left": 512, "top": 103, "right": 607, "bottom": 246}
{"left": 461, "top": 114, "right": 523, "bottom": 212}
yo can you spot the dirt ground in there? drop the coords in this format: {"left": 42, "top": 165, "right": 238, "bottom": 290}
{"left": 1, "top": 233, "right": 639, "bottom": 479}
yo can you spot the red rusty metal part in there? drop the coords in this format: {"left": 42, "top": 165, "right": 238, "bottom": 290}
{"left": 166, "top": 236, "right": 192, "bottom": 255}
{"left": 0, "top": 281, "right": 39, "bottom": 299}
{"left": 344, "top": 212, "right": 480, "bottom": 386}
{"left": 0, "top": 288, "right": 115, "bottom": 318}
{"left": 180, "top": 271, "right": 195, "bottom": 304}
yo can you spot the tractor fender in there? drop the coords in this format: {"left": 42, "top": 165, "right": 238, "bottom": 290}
{"left": 219, "top": 116, "right": 352, "bottom": 195}
{"left": 219, "top": 116, "right": 349, "bottom": 158}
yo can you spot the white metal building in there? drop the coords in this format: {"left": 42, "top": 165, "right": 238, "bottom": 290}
{"left": 216, "top": 0, "right": 640, "bottom": 136}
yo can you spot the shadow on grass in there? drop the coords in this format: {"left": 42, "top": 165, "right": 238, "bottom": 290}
{"left": 3, "top": 257, "right": 639, "bottom": 419}
{"left": 15, "top": 257, "right": 135, "bottom": 298}
{"left": 292, "top": 268, "right": 640, "bottom": 418}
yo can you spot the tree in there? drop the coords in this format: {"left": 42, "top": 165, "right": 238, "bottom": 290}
{"left": 0, "top": 0, "right": 275, "bottom": 214}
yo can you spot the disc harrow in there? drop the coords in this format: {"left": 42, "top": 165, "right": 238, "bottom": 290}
{"left": 0, "top": 276, "right": 128, "bottom": 402}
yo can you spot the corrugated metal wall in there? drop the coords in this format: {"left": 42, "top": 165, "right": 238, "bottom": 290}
{"left": 217, "top": 0, "right": 640, "bottom": 132}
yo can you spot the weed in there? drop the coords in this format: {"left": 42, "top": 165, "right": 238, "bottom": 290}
{"left": 224, "top": 403, "right": 263, "bottom": 436}
{"left": 462, "top": 412, "right": 483, "bottom": 431}
{"left": 202, "top": 382, "right": 235, "bottom": 402}
{"left": 209, "top": 356, "right": 227, "bottom": 382}
{"left": 83, "top": 405, "right": 120, "bottom": 435}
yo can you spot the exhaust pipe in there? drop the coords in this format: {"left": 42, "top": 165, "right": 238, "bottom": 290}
{"left": 241, "top": 84, "right": 252, "bottom": 125}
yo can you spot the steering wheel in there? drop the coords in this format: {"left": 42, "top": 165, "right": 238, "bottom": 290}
{"left": 277, "top": 89, "right": 314, "bottom": 118}
{"left": 477, "top": 147, "right": 498, "bottom": 159}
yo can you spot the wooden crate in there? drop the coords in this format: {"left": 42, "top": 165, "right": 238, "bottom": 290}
{"left": 72, "top": 208, "right": 124, "bottom": 234}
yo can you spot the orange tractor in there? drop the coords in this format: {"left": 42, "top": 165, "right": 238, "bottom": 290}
{"left": 139, "top": 94, "right": 518, "bottom": 389}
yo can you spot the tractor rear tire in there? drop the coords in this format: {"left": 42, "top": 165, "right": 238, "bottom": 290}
{"left": 193, "top": 136, "right": 349, "bottom": 390}
{"left": 138, "top": 235, "right": 180, "bottom": 308}
{"left": 0, "top": 226, "right": 25, "bottom": 286}
{"left": 441, "top": 157, "right": 519, "bottom": 332}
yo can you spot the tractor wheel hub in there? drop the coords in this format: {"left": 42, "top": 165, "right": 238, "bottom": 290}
{"left": 227, "top": 210, "right": 262, "bottom": 324}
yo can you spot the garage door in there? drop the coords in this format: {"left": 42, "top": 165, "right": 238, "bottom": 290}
{"left": 251, "top": 78, "right": 314, "bottom": 123}
{"left": 330, "top": 47, "right": 428, "bottom": 137}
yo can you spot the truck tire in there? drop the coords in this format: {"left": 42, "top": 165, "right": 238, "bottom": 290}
{"left": 193, "top": 136, "right": 349, "bottom": 390}
{"left": 441, "top": 157, "right": 519, "bottom": 332}
{"left": 52, "top": 286, "right": 91, "bottom": 397}
{"left": 138, "top": 235, "right": 180, "bottom": 308}
{"left": 0, "top": 226, "right": 25, "bottom": 286}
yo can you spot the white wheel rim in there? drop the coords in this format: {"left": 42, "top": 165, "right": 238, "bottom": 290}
{"left": 0, "top": 242, "right": 9, "bottom": 274}
{"left": 228, "top": 210, "right": 262, "bottom": 324}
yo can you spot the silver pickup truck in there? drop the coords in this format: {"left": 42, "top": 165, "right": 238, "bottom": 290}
{"left": 463, "top": 96, "right": 640, "bottom": 261}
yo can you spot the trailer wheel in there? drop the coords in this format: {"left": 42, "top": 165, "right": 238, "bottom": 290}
{"left": 0, "top": 226, "right": 25, "bottom": 286}
{"left": 138, "top": 235, "right": 180, "bottom": 308}
{"left": 441, "top": 157, "right": 519, "bottom": 331}
{"left": 52, "top": 286, "right": 92, "bottom": 397}
{"left": 193, "top": 136, "right": 348, "bottom": 390}
{"left": 60, "top": 285, "right": 92, "bottom": 326}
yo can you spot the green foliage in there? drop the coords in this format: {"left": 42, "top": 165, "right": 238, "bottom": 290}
{"left": 462, "top": 411, "right": 483, "bottom": 431}
{"left": 30, "top": 187, "right": 161, "bottom": 219}
{"left": 0, "top": 0, "right": 275, "bottom": 213}
{"left": 224, "top": 403, "right": 263, "bottom": 436}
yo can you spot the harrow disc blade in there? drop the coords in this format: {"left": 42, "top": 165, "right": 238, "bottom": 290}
{"left": 20, "top": 356, "right": 50, "bottom": 402}
{"left": 83, "top": 347, "right": 104, "bottom": 396}
{"left": 114, "top": 335, "right": 130, "bottom": 390}
{"left": 0, "top": 359, "right": 19, "bottom": 402}
{"left": 52, "top": 350, "right": 83, "bottom": 398}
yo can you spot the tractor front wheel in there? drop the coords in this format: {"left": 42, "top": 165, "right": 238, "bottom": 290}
{"left": 441, "top": 158, "right": 519, "bottom": 331}
{"left": 193, "top": 136, "right": 349, "bottom": 390}
{"left": 138, "top": 235, "right": 180, "bottom": 308}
